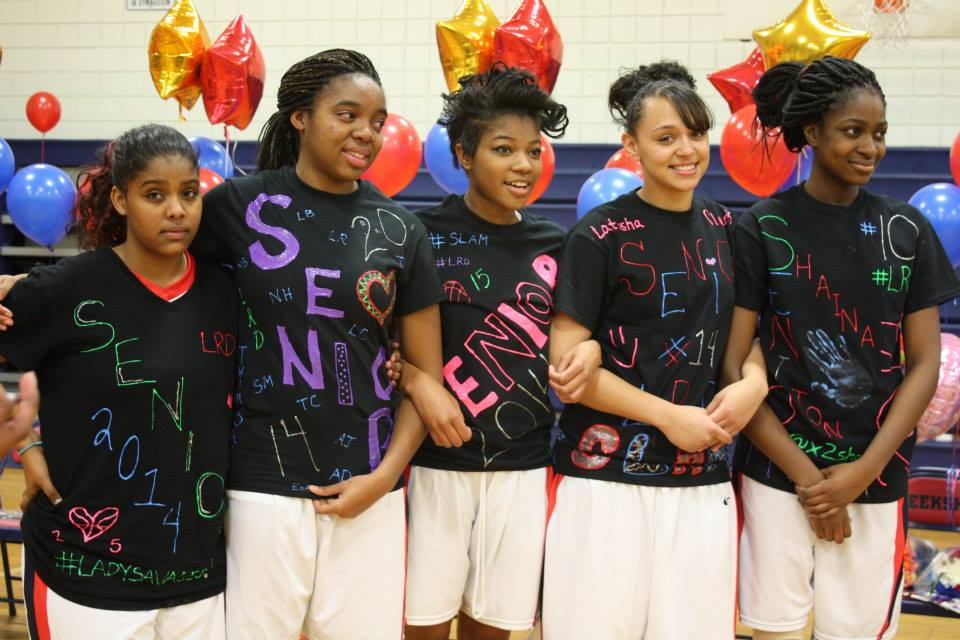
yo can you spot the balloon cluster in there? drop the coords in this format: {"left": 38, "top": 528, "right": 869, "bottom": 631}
{"left": 909, "top": 182, "right": 960, "bottom": 268}
{"left": 436, "top": 0, "right": 563, "bottom": 94}
{"left": 148, "top": 0, "right": 264, "bottom": 130}
{"left": 709, "top": 0, "right": 871, "bottom": 197}
{"left": 427, "top": 0, "right": 563, "bottom": 199}
{"left": 0, "top": 138, "right": 76, "bottom": 249}
{"left": 6, "top": 87, "right": 74, "bottom": 247}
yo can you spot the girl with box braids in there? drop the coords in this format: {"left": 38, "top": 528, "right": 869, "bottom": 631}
{"left": 752, "top": 56, "right": 885, "bottom": 152}
{"left": 730, "top": 56, "right": 959, "bottom": 640}
{"left": 256, "top": 48, "right": 381, "bottom": 171}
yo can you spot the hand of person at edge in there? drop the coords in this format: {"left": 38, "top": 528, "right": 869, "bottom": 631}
{"left": 0, "top": 274, "right": 26, "bottom": 331}
{"left": 796, "top": 461, "right": 875, "bottom": 519}
{"left": 806, "top": 505, "right": 852, "bottom": 544}
{"left": 0, "top": 372, "right": 39, "bottom": 458}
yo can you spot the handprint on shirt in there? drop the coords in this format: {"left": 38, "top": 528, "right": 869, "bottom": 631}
{"left": 803, "top": 329, "right": 873, "bottom": 409}
{"left": 607, "top": 325, "right": 639, "bottom": 369}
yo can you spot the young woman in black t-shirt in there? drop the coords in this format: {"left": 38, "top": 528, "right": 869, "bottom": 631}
{"left": 728, "top": 57, "right": 960, "bottom": 640}
{"left": 394, "top": 65, "right": 593, "bottom": 640}
{"left": 542, "top": 62, "right": 768, "bottom": 638}
{"left": 185, "top": 49, "right": 447, "bottom": 639}
{"left": 0, "top": 124, "right": 237, "bottom": 639}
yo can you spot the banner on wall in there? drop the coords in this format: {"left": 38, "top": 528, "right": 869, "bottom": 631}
{"left": 721, "top": 0, "right": 960, "bottom": 39}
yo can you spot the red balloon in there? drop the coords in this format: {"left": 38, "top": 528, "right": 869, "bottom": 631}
{"left": 493, "top": 0, "right": 563, "bottom": 94}
{"left": 362, "top": 114, "right": 422, "bottom": 197}
{"left": 950, "top": 131, "right": 960, "bottom": 187}
{"left": 604, "top": 147, "right": 644, "bottom": 180}
{"left": 720, "top": 104, "right": 798, "bottom": 197}
{"left": 708, "top": 48, "right": 766, "bottom": 115}
{"left": 527, "top": 135, "right": 555, "bottom": 205}
{"left": 199, "top": 168, "right": 224, "bottom": 195}
{"left": 26, "top": 91, "right": 61, "bottom": 133}
{"left": 201, "top": 15, "right": 265, "bottom": 130}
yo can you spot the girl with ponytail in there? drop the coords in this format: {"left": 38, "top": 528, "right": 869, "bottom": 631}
{"left": 190, "top": 49, "right": 447, "bottom": 639}
{"left": 727, "top": 57, "right": 960, "bottom": 640}
{"left": 0, "top": 124, "right": 237, "bottom": 639}
{"left": 542, "top": 61, "right": 767, "bottom": 638}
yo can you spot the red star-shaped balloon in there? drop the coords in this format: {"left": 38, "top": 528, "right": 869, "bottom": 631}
{"left": 200, "top": 15, "right": 265, "bottom": 131}
{"left": 493, "top": 0, "right": 563, "bottom": 94}
{"left": 708, "top": 47, "right": 766, "bottom": 115}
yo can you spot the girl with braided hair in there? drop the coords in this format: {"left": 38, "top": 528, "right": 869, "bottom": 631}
{"left": 541, "top": 61, "right": 767, "bottom": 638}
{"left": 0, "top": 124, "right": 238, "bottom": 638}
{"left": 189, "top": 49, "right": 450, "bottom": 638}
{"left": 726, "top": 56, "right": 960, "bottom": 640}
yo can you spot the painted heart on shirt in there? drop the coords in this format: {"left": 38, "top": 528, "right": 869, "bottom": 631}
{"left": 356, "top": 269, "right": 397, "bottom": 326}
{"left": 68, "top": 506, "right": 119, "bottom": 543}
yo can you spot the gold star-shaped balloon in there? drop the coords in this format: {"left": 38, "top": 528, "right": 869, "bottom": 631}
{"left": 148, "top": 0, "right": 210, "bottom": 113}
{"left": 753, "top": 0, "right": 871, "bottom": 68}
{"left": 436, "top": 0, "right": 500, "bottom": 92}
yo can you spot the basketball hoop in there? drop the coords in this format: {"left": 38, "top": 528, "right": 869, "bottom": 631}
{"left": 859, "top": 0, "right": 910, "bottom": 47}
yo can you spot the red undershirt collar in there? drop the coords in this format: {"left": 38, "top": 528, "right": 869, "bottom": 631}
{"left": 129, "top": 252, "right": 196, "bottom": 302}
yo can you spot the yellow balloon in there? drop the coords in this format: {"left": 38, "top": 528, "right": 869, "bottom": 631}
{"left": 436, "top": 0, "right": 500, "bottom": 92}
{"left": 148, "top": 0, "right": 210, "bottom": 112}
{"left": 753, "top": 0, "right": 871, "bottom": 68}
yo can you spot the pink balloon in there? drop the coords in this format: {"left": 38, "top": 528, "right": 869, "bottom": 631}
{"left": 917, "top": 333, "right": 960, "bottom": 442}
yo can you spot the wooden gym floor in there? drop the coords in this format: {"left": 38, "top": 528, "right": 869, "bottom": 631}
{"left": 0, "top": 468, "right": 954, "bottom": 639}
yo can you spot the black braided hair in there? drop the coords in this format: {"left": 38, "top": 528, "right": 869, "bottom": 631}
{"left": 257, "top": 49, "right": 382, "bottom": 171}
{"left": 752, "top": 56, "right": 886, "bottom": 152}
{"left": 608, "top": 60, "right": 713, "bottom": 134}
{"left": 74, "top": 124, "right": 197, "bottom": 250}
{"left": 440, "top": 62, "right": 569, "bottom": 168}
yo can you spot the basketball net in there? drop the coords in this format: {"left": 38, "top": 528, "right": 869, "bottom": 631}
{"left": 859, "top": 0, "right": 911, "bottom": 48}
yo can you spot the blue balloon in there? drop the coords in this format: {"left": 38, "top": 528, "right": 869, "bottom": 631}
{"left": 0, "top": 138, "right": 14, "bottom": 194}
{"left": 189, "top": 136, "right": 234, "bottom": 179}
{"left": 777, "top": 145, "right": 813, "bottom": 193}
{"left": 576, "top": 168, "right": 643, "bottom": 219}
{"left": 909, "top": 182, "right": 960, "bottom": 267}
{"left": 6, "top": 164, "right": 77, "bottom": 249}
{"left": 424, "top": 124, "right": 468, "bottom": 194}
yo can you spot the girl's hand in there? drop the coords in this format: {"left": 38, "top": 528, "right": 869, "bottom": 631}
{"left": 807, "top": 506, "right": 852, "bottom": 544}
{"left": 20, "top": 444, "right": 62, "bottom": 511}
{"left": 403, "top": 368, "right": 471, "bottom": 448}
{"left": 706, "top": 376, "right": 766, "bottom": 437}
{"left": 384, "top": 340, "right": 402, "bottom": 388}
{"left": 308, "top": 472, "right": 393, "bottom": 519}
{"left": 796, "top": 461, "right": 875, "bottom": 517}
{"left": 548, "top": 339, "right": 601, "bottom": 404}
{"left": 0, "top": 274, "right": 26, "bottom": 331}
{"left": 662, "top": 405, "right": 732, "bottom": 453}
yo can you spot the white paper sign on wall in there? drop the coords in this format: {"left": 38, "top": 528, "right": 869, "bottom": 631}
{"left": 126, "top": 0, "right": 174, "bottom": 10}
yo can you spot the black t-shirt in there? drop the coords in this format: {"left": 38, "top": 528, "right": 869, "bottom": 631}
{"left": 553, "top": 193, "right": 736, "bottom": 486}
{"left": 733, "top": 186, "right": 960, "bottom": 502}
{"left": 412, "top": 195, "right": 565, "bottom": 471}
{"left": 0, "top": 248, "right": 238, "bottom": 610}
{"left": 193, "top": 167, "right": 442, "bottom": 497}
